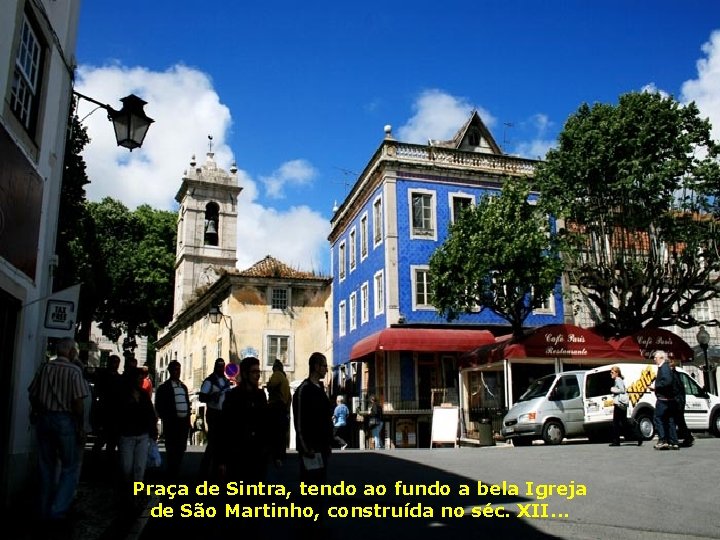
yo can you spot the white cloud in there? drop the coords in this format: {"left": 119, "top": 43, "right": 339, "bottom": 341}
{"left": 76, "top": 64, "right": 233, "bottom": 210}
{"left": 260, "top": 159, "right": 317, "bottom": 199}
{"left": 76, "top": 63, "right": 329, "bottom": 273}
{"left": 236, "top": 170, "right": 329, "bottom": 273}
{"left": 512, "top": 114, "right": 555, "bottom": 160}
{"left": 641, "top": 83, "right": 670, "bottom": 98}
{"left": 397, "top": 89, "right": 496, "bottom": 143}
{"left": 681, "top": 29, "right": 720, "bottom": 142}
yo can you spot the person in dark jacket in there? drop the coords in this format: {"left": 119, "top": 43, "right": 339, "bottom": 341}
{"left": 218, "top": 356, "right": 269, "bottom": 482}
{"left": 670, "top": 358, "right": 694, "bottom": 447}
{"left": 652, "top": 350, "right": 679, "bottom": 450}
{"left": 155, "top": 361, "right": 191, "bottom": 478}
{"left": 117, "top": 368, "right": 158, "bottom": 507}
{"left": 198, "top": 358, "right": 232, "bottom": 478}
{"left": 292, "top": 352, "right": 333, "bottom": 483}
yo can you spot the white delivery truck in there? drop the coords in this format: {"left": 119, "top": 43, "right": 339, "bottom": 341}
{"left": 583, "top": 363, "right": 720, "bottom": 441}
{"left": 501, "top": 364, "right": 720, "bottom": 446}
{"left": 501, "top": 370, "right": 588, "bottom": 446}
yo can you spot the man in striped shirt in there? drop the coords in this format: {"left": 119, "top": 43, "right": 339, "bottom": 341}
{"left": 28, "top": 337, "right": 88, "bottom": 521}
{"left": 156, "top": 360, "right": 191, "bottom": 479}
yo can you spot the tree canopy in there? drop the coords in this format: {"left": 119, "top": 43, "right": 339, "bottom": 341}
{"left": 89, "top": 198, "right": 177, "bottom": 342}
{"left": 56, "top": 105, "right": 177, "bottom": 351}
{"left": 429, "top": 177, "right": 564, "bottom": 338}
{"left": 535, "top": 91, "right": 720, "bottom": 335}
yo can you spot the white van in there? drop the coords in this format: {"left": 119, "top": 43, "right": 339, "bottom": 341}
{"left": 501, "top": 364, "right": 720, "bottom": 446}
{"left": 583, "top": 363, "right": 720, "bottom": 440}
{"left": 501, "top": 370, "right": 588, "bottom": 446}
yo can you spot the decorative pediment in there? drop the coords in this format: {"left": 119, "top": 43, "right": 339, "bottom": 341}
{"left": 431, "top": 110, "right": 502, "bottom": 155}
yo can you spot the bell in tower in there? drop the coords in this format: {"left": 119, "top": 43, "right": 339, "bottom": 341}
{"left": 204, "top": 202, "right": 220, "bottom": 246}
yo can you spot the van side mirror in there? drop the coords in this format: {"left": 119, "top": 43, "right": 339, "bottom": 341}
{"left": 548, "top": 388, "right": 559, "bottom": 401}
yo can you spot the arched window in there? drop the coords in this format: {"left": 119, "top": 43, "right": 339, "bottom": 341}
{"left": 204, "top": 202, "right": 219, "bottom": 246}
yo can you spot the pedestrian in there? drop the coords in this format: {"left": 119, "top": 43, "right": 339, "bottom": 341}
{"left": 123, "top": 354, "right": 138, "bottom": 373}
{"left": 198, "top": 358, "right": 231, "bottom": 477}
{"left": 292, "top": 352, "right": 333, "bottom": 482}
{"left": 27, "top": 337, "right": 89, "bottom": 522}
{"left": 117, "top": 367, "right": 158, "bottom": 509}
{"left": 652, "top": 350, "right": 679, "bottom": 450}
{"left": 69, "top": 352, "right": 93, "bottom": 490}
{"left": 608, "top": 366, "right": 641, "bottom": 446}
{"left": 332, "top": 395, "right": 350, "bottom": 450}
{"left": 368, "top": 395, "right": 384, "bottom": 449}
{"left": 92, "top": 354, "right": 124, "bottom": 462}
{"left": 140, "top": 365, "right": 153, "bottom": 398}
{"left": 266, "top": 359, "right": 291, "bottom": 465}
{"left": 218, "top": 356, "right": 269, "bottom": 482}
{"left": 155, "top": 360, "right": 191, "bottom": 478}
{"left": 670, "top": 358, "right": 694, "bottom": 447}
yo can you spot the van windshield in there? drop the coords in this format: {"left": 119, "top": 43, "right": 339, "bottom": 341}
{"left": 518, "top": 375, "right": 555, "bottom": 402}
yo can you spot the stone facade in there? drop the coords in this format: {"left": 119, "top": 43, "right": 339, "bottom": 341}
{"left": 156, "top": 148, "right": 332, "bottom": 404}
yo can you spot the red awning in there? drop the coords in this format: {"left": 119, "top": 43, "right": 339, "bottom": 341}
{"left": 349, "top": 328, "right": 496, "bottom": 360}
{"left": 610, "top": 328, "right": 693, "bottom": 362}
{"left": 462, "top": 324, "right": 619, "bottom": 366}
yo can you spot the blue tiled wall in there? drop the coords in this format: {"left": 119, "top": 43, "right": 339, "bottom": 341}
{"left": 331, "top": 175, "right": 564, "bottom": 367}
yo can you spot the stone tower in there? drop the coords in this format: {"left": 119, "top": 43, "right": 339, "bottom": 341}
{"left": 173, "top": 151, "right": 242, "bottom": 317}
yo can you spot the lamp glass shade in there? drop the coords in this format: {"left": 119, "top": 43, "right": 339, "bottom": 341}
{"left": 697, "top": 326, "right": 710, "bottom": 346}
{"left": 209, "top": 306, "right": 222, "bottom": 324}
{"left": 109, "top": 94, "right": 154, "bottom": 150}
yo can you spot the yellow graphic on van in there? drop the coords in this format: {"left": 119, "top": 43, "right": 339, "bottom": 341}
{"left": 626, "top": 365, "right": 656, "bottom": 406}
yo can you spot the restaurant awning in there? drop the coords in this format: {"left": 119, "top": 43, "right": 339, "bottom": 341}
{"left": 349, "top": 327, "right": 496, "bottom": 360}
{"left": 461, "top": 324, "right": 620, "bottom": 366}
{"left": 611, "top": 328, "right": 694, "bottom": 362}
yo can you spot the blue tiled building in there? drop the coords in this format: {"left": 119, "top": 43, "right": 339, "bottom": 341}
{"left": 328, "top": 113, "right": 565, "bottom": 447}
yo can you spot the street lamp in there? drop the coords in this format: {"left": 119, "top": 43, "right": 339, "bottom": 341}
{"left": 696, "top": 325, "right": 711, "bottom": 393}
{"left": 73, "top": 91, "right": 154, "bottom": 150}
{"left": 208, "top": 305, "right": 223, "bottom": 324}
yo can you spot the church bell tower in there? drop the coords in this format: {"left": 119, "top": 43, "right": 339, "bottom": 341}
{"left": 173, "top": 149, "right": 242, "bottom": 317}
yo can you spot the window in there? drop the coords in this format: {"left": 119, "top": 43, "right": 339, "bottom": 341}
{"left": 202, "top": 346, "right": 207, "bottom": 373}
{"left": 360, "top": 213, "right": 368, "bottom": 260}
{"left": 271, "top": 287, "right": 289, "bottom": 310}
{"left": 266, "top": 334, "right": 292, "bottom": 370}
{"left": 374, "top": 270, "right": 384, "bottom": 316}
{"left": 10, "top": 13, "right": 43, "bottom": 134}
{"left": 373, "top": 197, "right": 383, "bottom": 246}
{"left": 410, "top": 190, "right": 436, "bottom": 239}
{"left": 693, "top": 301, "right": 711, "bottom": 324}
{"left": 338, "top": 241, "right": 346, "bottom": 281}
{"left": 412, "top": 266, "right": 434, "bottom": 310}
{"left": 360, "top": 282, "right": 369, "bottom": 324}
{"left": 468, "top": 129, "right": 481, "bottom": 147}
{"left": 349, "top": 292, "right": 357, "bottom": 331}
{"left": 450, "top": 193, "right": 474, "bottom": 223}
{"left": 532, "top": 288, "right": 556, "bottom": 315}
{"left": 349, "top": 228, "right": 356, "bottom": 271}
{"left": 216, "top": 338, "right": 222, "bottom": 359}
{"left": 339, "top": 300, "right": 347, "bottom": 337}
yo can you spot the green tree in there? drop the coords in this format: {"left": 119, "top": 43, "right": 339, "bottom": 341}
{"left": 535, "top": 91, "right": 720, "bottom": 335}
{"left": 429, "top": 178, "right": 564, "bottom": 338}
{"left": 89, "top": 198, "right": 177, "bottom": 342}
{"left": 55, "top": 105, "right": 106, "bottom": 351}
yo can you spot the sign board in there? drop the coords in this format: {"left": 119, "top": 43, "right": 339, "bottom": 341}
{"left": 43, "top": 284, "right": 81, "bottom": 338}
{"left": 430, "top": 406, "right": 459, "bottom": 447}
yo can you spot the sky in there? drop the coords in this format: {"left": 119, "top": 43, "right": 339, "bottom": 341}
{"left": 73, "top": 0, "right": 720, "bottom": 274}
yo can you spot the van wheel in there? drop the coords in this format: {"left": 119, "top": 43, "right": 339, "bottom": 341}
{"left": 711, "top": 411, "right": 720, "bottom": 437}
{"left": 512, "top": 437, "right": 533, "bottom": 447}
{"left": 635, "top": 412, "right": 655, "bottom": 440}
{"left": 542, "top": 421, "right": 564, "bottom": 445}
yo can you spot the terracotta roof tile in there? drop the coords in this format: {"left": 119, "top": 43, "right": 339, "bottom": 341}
{"left": 236, "top": 255, "right": 324, "bottom": 280}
